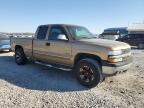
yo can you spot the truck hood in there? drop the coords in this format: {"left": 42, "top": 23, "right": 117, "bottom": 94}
{"left": 78, "top": 39, "right": 130, "bottom": 50}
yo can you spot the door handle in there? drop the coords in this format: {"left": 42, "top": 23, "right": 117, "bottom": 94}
{"left": 46, "top": 42, "right": 50, "bottom": 46}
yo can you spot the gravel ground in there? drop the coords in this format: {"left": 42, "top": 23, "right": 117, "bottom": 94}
{"left": 0, "top": 49, "right": 144, "bottom": 108}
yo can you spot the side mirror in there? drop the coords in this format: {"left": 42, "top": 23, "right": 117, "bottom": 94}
{"left": 57, "top": 34, "right": 68, "bottom": 41}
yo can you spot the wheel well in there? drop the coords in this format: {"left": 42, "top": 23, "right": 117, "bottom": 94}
{"left": 15, "top": 45, "right": 23, "bottom": 51}
{"left": 74, "top": 53, "right": 102, "bottom": 67}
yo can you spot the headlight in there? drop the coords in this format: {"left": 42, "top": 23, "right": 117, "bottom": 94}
{"left": 108, "top": 50, "right": 122, "bottom": 56}
{"left": 108, "top": 57, "right": 123, "bottom": 63}
{"left": 108, "top": 50, "right": 123, "bottom": 63}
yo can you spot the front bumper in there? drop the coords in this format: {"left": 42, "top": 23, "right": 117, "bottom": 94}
{"left": 102, "top": 57, "right": 132, "bottom": 75}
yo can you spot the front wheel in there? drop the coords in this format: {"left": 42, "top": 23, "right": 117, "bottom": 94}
{"left": 75, "top": 58, "right": 103, "bottom": 88}
{"left": 15, "top": 48, "right": 27, "bottom": 65}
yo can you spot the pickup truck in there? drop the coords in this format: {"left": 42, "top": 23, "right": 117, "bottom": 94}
{"left": 11, "top": 24, "right": 132, "bottom": 87}
{"left": 117, "top": 34, "right": 144, "bottom": 49}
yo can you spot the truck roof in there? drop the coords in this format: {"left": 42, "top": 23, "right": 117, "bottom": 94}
{"left": 38, "top": 24, "right": 84, "bottom": 27}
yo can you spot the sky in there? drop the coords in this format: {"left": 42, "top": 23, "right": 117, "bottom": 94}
{"left": 0, "top": 0, "right": 144, "bottom": 34}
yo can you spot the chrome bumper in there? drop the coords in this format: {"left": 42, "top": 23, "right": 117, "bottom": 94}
{"left": 102, "top": 63, "right": 132, "bottom": 75}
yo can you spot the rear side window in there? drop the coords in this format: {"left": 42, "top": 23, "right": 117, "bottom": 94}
{"left": 37, "top": 26, "right": 49, "bottom": 39}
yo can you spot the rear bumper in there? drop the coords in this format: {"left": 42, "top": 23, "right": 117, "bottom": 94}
{"left": 102, "top": 57, "right": 132, "bottom": 75}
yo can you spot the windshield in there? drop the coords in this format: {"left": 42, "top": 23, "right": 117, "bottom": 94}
{"left": 67, "top": 26, "right": 94, "bottom": 40}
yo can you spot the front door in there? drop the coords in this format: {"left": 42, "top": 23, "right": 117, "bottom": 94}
{"left": 44, "top": 25, "right": 72, "bottom": 66}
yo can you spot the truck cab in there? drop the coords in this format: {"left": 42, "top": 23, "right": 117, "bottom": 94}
{"left": 32, "top": 25, "right": 72, "bottom": 66}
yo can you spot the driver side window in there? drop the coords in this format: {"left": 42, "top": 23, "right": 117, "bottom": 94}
{"left": 48, "top": 26, "right": 67, "bottom": 40}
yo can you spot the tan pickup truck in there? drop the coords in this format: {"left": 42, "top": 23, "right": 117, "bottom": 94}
{"left": 11, "top": 24, "right": 132, "bottom": 87}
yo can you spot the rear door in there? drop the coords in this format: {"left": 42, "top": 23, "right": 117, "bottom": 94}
{"left": 135, "top": 34, "right": 144, "bottom": 45}
{"left": 140, "top": 34, "right": 144, "bottom": 43}
{"left": 33, "top": 25, "right": 49, "bottom": 61}
{"left": 128, "top": 34, "right": 138, "bottom": 46}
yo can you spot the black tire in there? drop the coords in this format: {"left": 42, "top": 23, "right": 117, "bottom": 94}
{"left": 75, "top": 58, "right": 103, "bottom": 88}
{"left": 15, "top": 48, "right": 27, "bottom": 65}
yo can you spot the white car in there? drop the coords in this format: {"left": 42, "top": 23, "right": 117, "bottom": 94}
{"left": 0, "top": 34, "right": 11, "bottom": 51}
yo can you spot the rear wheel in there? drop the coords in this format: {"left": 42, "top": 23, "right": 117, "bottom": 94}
{"left": 15, "top": 48, "right": 27, "bottom": 65}
{"left": 75, "top": 58, "right": 103, "bottom": 88}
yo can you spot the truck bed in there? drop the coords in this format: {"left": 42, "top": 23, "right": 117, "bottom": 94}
{"left": 11, "top": 37, "right": 33, "bottom": 57}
